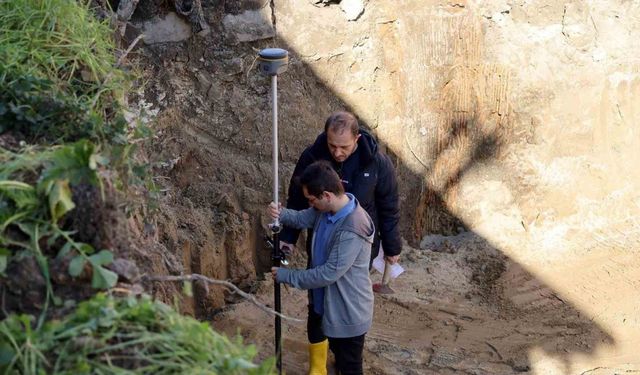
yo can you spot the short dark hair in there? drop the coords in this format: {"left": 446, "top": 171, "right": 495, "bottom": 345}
{"left": 324, "top": 111, "right": 359, "bottom": 137}
{"left": 299, "top": 161, "right": 345, "bottom": 197}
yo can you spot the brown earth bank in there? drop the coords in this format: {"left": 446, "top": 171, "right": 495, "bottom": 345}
{"left": 120, "top": 0, "right": 640, "bottom": 373}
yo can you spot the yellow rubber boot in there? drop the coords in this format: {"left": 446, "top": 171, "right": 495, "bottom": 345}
{"left": 308, "top": 339, "right": 328, "bottom": 375}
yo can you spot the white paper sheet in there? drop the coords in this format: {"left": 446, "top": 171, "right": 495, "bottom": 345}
{"left": 372, "top": 249, "right": 405, "bottom": 279}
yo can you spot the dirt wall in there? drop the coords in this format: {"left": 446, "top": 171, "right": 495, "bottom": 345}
{"left": 271, "top": 0, "right": 640, "bottom": 369}
{"left": 129, "top": 0, "right": 640, "bottom": 372}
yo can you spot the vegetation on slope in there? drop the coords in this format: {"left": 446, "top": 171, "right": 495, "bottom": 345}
{"left": 0, "top": 0, "right": 127, "bottom": 143}
{"left": 0, "top": 0, "right": 273, "bottom": 373}
{"left": 0, "top": 293, "right": 273, "bottom": 374}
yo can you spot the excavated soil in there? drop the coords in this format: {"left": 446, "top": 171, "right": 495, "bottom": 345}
{"left": 126, "top": 0, "right": 640, "bottom": 373}
{"left": 211, "top": 233, "right": 619, "bottom": 375}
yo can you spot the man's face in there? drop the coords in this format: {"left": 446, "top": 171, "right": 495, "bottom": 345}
{"left": 327, "top": 128, "right": 360, "bottom": 163}
{"left": 303, "top": 186, "right": 330, "bottom": 212}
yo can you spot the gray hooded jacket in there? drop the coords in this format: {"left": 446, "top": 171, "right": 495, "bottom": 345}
{"left": 276, "top": 199, "right": 375, "bottom": 338}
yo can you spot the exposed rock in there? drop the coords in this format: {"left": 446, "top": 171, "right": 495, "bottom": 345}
{"left": 247, "top": 0, "right": 271, "bottom": 9}
{"left": 195, "top": 71, "right": 212, "bottom": 96}
{"left": 140, "top": 12, "right": 192, "bottom": 44}
{"left": 162, "top": 247, "right": 184, "bottom": 275}
{"left": 226, "top": 57, "right": 244, "bottom": 76}
{"left": 340, "top": 0, "right": 365, "bottom": 21}
{"left": 222, "top": 7, "right": 275, "bottom": 44}
{"left": 174, "top": 0, "right": 210, "bottom": 35}
{"left": 116, "top": 0, "right": 139, "bottom": 23}
{"left": 109, "top": 259, "right": 141, "bottom": 283}
{"left": 0, "top": 132, "right": 20, "bottom": 151}
{"left": 225, "top": 0, "right": 271, "bottom": 14}
{"left": 430, "top": 349, "right": 463, "bottom": 368}
{"left": 116, "top": 0, "right": 141, "bottom": 36}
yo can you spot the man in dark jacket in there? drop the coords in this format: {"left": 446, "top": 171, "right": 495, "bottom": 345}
{"left": 280, "top": 110, "right": 401, "bottom": 375}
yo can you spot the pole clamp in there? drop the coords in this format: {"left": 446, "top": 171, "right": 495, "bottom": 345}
{"left": 269, "top": 222, "right": 282, "bottom": 234}
{"left": 264, "top": 235, "right": 289, "bottom": 266}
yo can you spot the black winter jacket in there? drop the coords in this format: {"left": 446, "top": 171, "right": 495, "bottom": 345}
{"left": 280, "top": 129, "right": 402, "bottom": 257}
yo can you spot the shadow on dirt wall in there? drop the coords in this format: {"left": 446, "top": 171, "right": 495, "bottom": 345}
{"left": 129, "top": 6, "right": 615, "bottom": 373}
{"left": 379, "top": 113, "right": 614, "bottom": 372}
{"left": 254, "top": 43, "right": 614, "bottom": 372}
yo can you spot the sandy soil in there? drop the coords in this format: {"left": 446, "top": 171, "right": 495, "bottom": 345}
{"left": 211, "top": 231, "right": 625, "bottom": 375}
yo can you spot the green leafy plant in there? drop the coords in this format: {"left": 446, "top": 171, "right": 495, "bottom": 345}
{"left": 0, "top": 74, "right": 106, "bottom": 143}
{"left": 68, "top": 249, "right": 118, "bottom": 290}
{"left": 0, "top": 294, "right": 275, "bottom": 374}
{"left": 0, "top": 0, "right": 153, "bottom": 303}
{"left": 0, "top": 0, "right": 128, "bottom": 144}
{"left": 0, "top": 1, "right": 264, "bottom": 373}
{"left": 0, "top": 141, "right": 118, "bottom": 309}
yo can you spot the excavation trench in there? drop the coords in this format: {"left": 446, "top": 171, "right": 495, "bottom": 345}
{"left": 131, "top": 0, "right": 640, "bottom": 373}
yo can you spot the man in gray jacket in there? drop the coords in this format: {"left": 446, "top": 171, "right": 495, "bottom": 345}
{"left": 268, "top": 160, "right": 375, "bottom": 375}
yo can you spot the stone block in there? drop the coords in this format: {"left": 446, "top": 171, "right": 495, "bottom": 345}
{"left": 222, "top": 7, "right": 275, "bottom": 44}
{"left": 141, "top": 12, "right": 192, "bottom": 44}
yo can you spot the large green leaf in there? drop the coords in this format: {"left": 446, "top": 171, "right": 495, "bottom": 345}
{"left": 41, "top": 141, "right": 99, "bottom": 186}
{"left": 48, "top": 179, "right": 75, "bottom": 222}
{"left": 88, "top": 249, "right": 113, "bottom": 266}
{"left": 68, "top": 255, "right": 85, "bottom": 277}
{"left": 0, "top": 180, "right": 38, "bottom": 210}
{"left": 0, "top": 342, "right": 15, "bottom": 367}
{"left": 87, "top": 250, "right": 116, "bottom": 289}
{"left": 78, "top": 242, "right": 95, "bottom": 255}
{"left": 0, "top": 181, "right": 34, "bottom": 190}
{"left": 56, "top": 242, "right": 73, "bottom": 259}
{"left": 91, "top": 265, "right": 117, "bottom": 289}
{"left": 89, "top": 153, "right": 109, "bottom": 170}
{"left": 16, "top": 222, "right": 36, "bottom": 239}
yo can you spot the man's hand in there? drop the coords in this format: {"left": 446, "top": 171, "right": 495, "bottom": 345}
{"left": 267, "top": 202, "right": 282, "bottom": 220}
{"left": 384, "top": 254, "right": 400, "bottom": 265}
{"left": 271, "top": 266, "right": 279, "bottom": 280}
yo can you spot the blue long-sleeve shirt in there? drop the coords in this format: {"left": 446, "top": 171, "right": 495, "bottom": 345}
{"left": 311, "top": 193, "right": 356, "bottom": 314}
